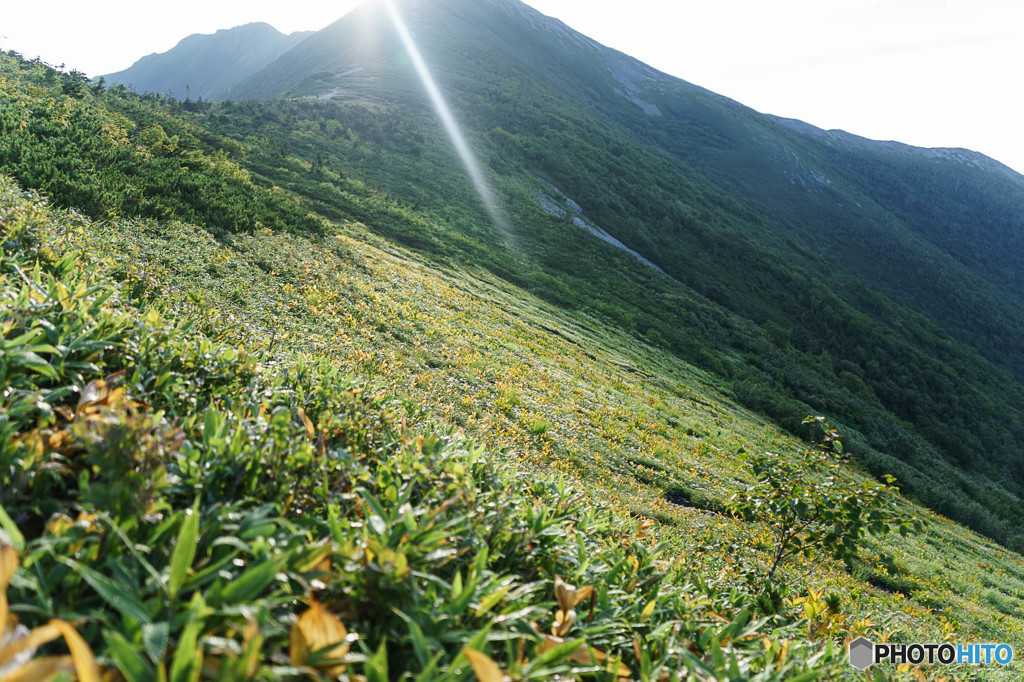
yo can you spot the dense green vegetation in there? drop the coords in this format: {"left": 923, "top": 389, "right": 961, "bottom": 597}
{"left": 3, "top": 175, "right": 867, "bottom": 680}
{"left": 205, "top": 56, "right": 1024, "bottom": 552}
{"left": 3, "top": 18, "right": 1024, "bottom": 677}
{"left": 0, "top": 56, "right": 322, "bottom": 235}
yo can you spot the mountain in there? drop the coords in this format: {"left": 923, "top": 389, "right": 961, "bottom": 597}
{"left": 5, "top": 13, "right": 1024, "bottom": 680}
{"left": 102, "top": 22, "right": 312, "bottom": 100}
{"left": 184, "top": 0, "right": 1024, "bottom": 548}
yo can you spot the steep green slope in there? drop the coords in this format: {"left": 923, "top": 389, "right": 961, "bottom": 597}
{"left": 3, "top": 53, "right": 1024, "bottom": 678}
{"left": 204, "top": 0, "right": 1024, "bottom": 550}
{"left": 103, "top": 23, "right": 313, "bottom": 100}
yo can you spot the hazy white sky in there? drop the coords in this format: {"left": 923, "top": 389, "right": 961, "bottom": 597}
{"left": 3, "top": 0, "right": 1023, "bottom": 172}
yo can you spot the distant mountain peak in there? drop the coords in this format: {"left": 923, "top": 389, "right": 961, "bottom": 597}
{"left": 104, "top": 22, "right": 313, "bottom": 100}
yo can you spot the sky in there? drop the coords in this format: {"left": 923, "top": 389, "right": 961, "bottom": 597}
{"left": 3, "top": 0, "right": 1023, "bottom": 173}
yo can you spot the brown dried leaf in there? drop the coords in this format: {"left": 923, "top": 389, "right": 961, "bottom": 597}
{"left": 77, "top": 379, "right": 109, "bottom": 414}
{"left": 297, "top": 408, "right": 315, "bottom": 443}
{"left": 0, "top": 543, "right": 17, "bottom": 592}
{"left": 462, "top": 648, "right": 506, "bottom": 682}
{"left": 0, "top": 654, "right": 75, "bottom": 682}
{"left": 552, "top": 609, "right": 577, "bottom": 637}
{"left": 554, "top": 575, "right": 593, "bottom": 612}
{"left": 0, "top": 622, "right": 60, "bottom": 669}
{"left": 540, "top": 636, "right": 631, "bottom": 678}
{"left": 290, "top": 598, "right": 350, "bottom": 676}
{"left": 49, "top": 620, "right": 100, "bottom": 682}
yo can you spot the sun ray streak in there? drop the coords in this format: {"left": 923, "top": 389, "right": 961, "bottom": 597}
{"left": 383, "top": 0, "right": 517, "bottom": 249}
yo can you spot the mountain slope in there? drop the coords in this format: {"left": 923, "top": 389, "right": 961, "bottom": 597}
{"left": 181, "top": 0, "right": 1024, "bottom": 549}
{"left": 103, "top": 22, "right": 312, "bottom": 100}
{"left": 3, "top": 51, "right": 1024, "bottom": 678}
{"left": 6, "top": 39, "right": 1024, "bottom": 675}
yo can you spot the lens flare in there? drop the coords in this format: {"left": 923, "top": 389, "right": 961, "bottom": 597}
{"left": 383, "top": 0, "right": 517, "bottom": 248}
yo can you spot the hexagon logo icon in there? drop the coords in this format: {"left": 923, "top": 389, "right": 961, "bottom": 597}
{"left": 849, "top": 637, "right": 875, "bottom": 670}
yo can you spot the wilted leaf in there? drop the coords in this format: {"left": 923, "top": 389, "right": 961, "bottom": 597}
{"left": 552, "top": 608, "right": 577, "bottom": 637}
{"left": 297, "top": 407, "right": 316, "bottom": 442}
{"left": 290, "top": 598, "right": 350, "bottom": 676}
{"left": 462, "top": 647, "right": 506, "bottom": 682}
{"left": 0, "top": 543, "right": 17, "bottom": 592}
{"left": 49, "top": 620, "right": 100, "bottom": 682}
{"left": 77, "top": 378, "right": 110, "bottom": 414}
{"left": 0, "top": 654, "right": 75, "bottom": 682}
{"left": 0, "top": 619, "right": 98, "bottom": 681}
{"left": 45, "top": 514, "right": 75, "bottom": 538}
{"left": 554, "top": 575, "right": 593, "bottom": 612}
{"left": 0, "top": 543, "right": 18, "bottom": 635}
{"left": 0, "top": 624, "right": 34, "bottom": 677}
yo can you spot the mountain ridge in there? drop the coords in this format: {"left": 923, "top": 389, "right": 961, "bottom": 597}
{"left": 4, "top": 20, "right": 1024, "bottom": 678}
{"left": 59, "top": 0, "right": 1024, "bottom": 550}
{"left": 103, "top": 22, "right": 313, "bottom": 100}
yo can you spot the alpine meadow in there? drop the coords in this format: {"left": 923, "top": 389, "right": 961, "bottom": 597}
{"left": 2, "top": 0, "right": 1024, "bottom": 680}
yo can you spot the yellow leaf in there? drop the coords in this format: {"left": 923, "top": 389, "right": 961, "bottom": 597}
{"left": 640, "top": 599, "right": 656, "bottom": 622}
{"left": 45, "top": 514, "right": 74, "bottom": 538}
{"left": 552, "top": 609, "right": 577, "bottom": 637}
{"left": 290, "top": 599, "right": 349, "bottom": 676}
{"left": 462, "top": 648, "right": 505, "bottom": 682}
{"left": 554, "top": 575, "right": 593, "bottom": 613}
{"left": 106, "top": 386, "right": 126, "bottom": 405}
{"left": 0, "top": 623, "right": 61, "bottom": 669}
{"left": 0, "top": 543, "right": 17, "bottom": 591}
{"left": 297, "top": 408, "right": 315, "bottom": 443}
{"left": 77, "top": 379, "right": 109, "bottom": 414}
{"left": 636, "top": 519, "right": 655, "bottom": 540}
{"left": 49, "top": 620, "right": 100, "bottom": 682}
{"left": 0, "top": 544, "right": 16, "bottom": 637}
{"left": 1, "top": 654, "right": 75, "bottom": 682}
{"left": 288, "top": 621, "right": 308, "bottom": 668}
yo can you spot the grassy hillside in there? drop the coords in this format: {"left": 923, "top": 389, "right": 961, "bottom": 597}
{"left": 2, "top": 49, "right": 1024, "bottom": 681}
{"left": 195, "top": 0, "right": 1024, "bottom": 552}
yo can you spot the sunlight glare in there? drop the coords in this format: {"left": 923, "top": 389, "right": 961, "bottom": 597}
{"left": 383, "top": 0, "right": 517, "bottom": 249}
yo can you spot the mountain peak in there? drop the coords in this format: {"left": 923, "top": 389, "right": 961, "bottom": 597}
{"left": 104, "top": 22, "right": 313, "bottom": 100}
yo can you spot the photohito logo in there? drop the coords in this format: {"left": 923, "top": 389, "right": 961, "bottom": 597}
{"left": 848, "top": 637, "right": 1014, "bottom": 670}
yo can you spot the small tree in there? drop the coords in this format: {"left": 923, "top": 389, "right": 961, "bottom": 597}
{"left": 729, "top": 417, "right": 921, "bottom": 588}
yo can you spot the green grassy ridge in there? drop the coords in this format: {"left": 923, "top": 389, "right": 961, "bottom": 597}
{"left": 7, "top": 47, "right": 1024, "bottom": 552}
{"left": 3, "top": 46, "right": 1024, "bottom": 679}
{"left": 1, "top": 177, "right": 873, "bottom": 679}
{"left": 262, "top": 0, "right": 1024, "bottom": 549}
{"left": 57, "top": 175, "right": 1024, "bottom": 677}
{"left": 0, "top": 53, "right": 323, "bottom": 235}
{"left": 197, "top": 89, "right": 1024, "bottom": 552}
{"left": 102, "top": 23, "right": 313, "bottom": 102}
{"left": 88, "top": 0, "right": 1024, "bottom": 551}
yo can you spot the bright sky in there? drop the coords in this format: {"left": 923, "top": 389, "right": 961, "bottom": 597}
{"left": 3, "top": 0, "right": 1023, "bottom": 173}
